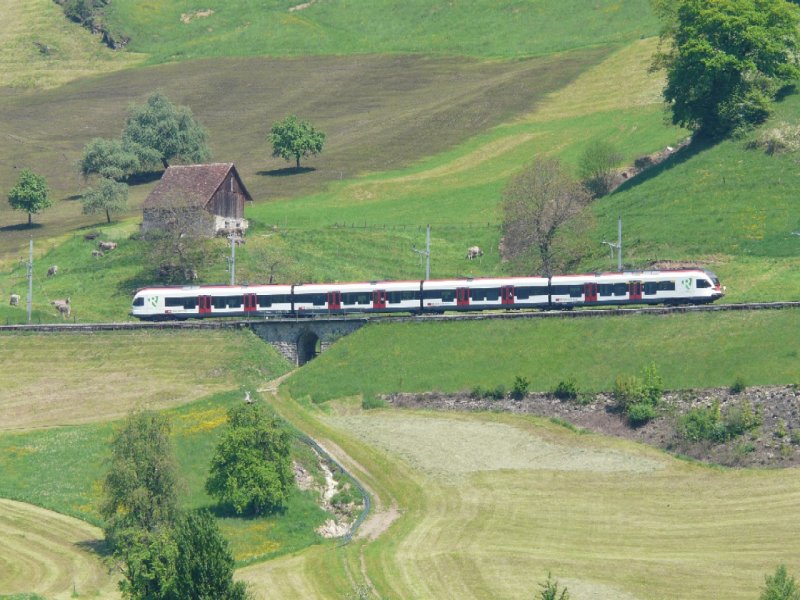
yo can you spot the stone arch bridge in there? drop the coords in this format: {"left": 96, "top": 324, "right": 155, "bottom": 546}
{"left": 248, "top": 317, "right": 369, "bottom": 365}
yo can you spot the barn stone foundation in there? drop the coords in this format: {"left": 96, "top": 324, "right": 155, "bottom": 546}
{"left": 248, "top": 318, "right": 368, "bottom": 366}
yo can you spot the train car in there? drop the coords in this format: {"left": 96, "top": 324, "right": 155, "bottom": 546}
{"left": 131, "top": 284, "right": 293, "bottom": 320}
{"left": 292, "top": 281, "right": 423, "bottom": 314}
{"left": 549, "top": 269, "right": 723, "bottom": 307}
{"left": 131, "top": 269, "right": 724, "bottom": 320}
{"left": 421, "top": 277, "right": 550, "bottom": 311}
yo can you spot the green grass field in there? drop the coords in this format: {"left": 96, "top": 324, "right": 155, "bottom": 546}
{"left": 102, "top": 0, "right": 658, "bottom": 63}
{"left": 288, "top": 310, "right": 800, "bottom": 403}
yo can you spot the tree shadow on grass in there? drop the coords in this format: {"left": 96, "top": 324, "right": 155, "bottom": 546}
{"left": 257, "top": 166, "right": 316, "bottom": 177}
{"left": 76, "top": 537, "right": 112, "bottom": 559}
{"left": 611, "top": 136, "right": 719, "bottom": 196}
{"left": 126, "top": 171, "right": 164, "bottom": 186}
{"left": 0, "top": 222, "right": 43, "bottom": 232}
{"left": 207, "top": 502, "right": 287, "bottom": 520}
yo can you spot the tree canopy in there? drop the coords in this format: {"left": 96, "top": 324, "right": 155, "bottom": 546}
{"left": 80, "top": 137, "right": 140, "bottom": 181}
{"left": 501, "top": 158, "right": 593, "bottom": 276}
{"left": 206, "top": 403, "right": 294, "bottom": 516}
{"left": 122, "top": 91, "right": 211, "bottom": 170}
{"left": 761, "top": 565, "right": 800, "bottom": 600}
{"left": 101, "top": 410, "right": 179, "bottom": 546}
{"left": 7, "top": 168, "right": 51, "bottom": 226}
{"left": 171, "top": 511, "right": 250, "bottom": 600}
{"left": 652, "top": 0, "right": 800, "bottom": 139}
{"left": 82, "top": 177, "right": 128, "bottom": 223}
{"left": 269, "top": 114, "right": 325, "bottom": 169}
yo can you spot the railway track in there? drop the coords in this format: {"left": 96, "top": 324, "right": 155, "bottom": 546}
{"left": 1, "top": 301, "right": 798, "bottom": 332}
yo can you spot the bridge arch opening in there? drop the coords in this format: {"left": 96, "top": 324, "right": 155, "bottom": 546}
{"left": 297, "top": 330, "right": 320, "bottom": 366}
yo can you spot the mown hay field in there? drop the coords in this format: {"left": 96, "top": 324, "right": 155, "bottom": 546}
{"left": 238, "top": 407, "right": 800, "bottom": 599}
{"left": 0, "top": 329, "right": 289, "bottom": 429}
{"left": 0, "top": 498, "right": 119, "bottom": 599}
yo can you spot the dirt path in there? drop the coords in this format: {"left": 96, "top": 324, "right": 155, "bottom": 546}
{"left": 0, "top": 498, "right": 119, "bottom": 599}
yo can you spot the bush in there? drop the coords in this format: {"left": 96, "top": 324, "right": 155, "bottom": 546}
{"left": 677, "top": 399, "right": 761, "bottom": 443}
{"left": 613, "top": 375, "right": 644, "bottom": 412}
{"left": 488, "top": 385, "right": 506, "bottom": 401}
{"left": 760, "top": 564, "right": 800, "bottom": 600}
{"left": 677, "top": 401, "right": 725, "bottom": 443}
{"left": 747, "top": 123, "right": 800, "bottom": 155}
{"left": 470, "top": 385, "right": 486, "bottom": 399}
{"left": 641, "top": 362, "right": 663, "bottom": 405}
{"left": 730, "top": 376, "right": 747, "bottom": 394}
{"left": 362, "top": 395, "right": 386, "bottom": 410}
{"left": 627, "top": 402, "right": 658, "bottom": 427}
{"left": 552, "top": 379, "right": 578, "bottom": 401}
{"left": 510, "top": 376, "right": 530, "bottom": 400}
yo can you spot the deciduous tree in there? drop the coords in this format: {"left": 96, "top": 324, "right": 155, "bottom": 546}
{"left": 501, "top": 158, "right": 593, "bottom": 276}
{"left": 172, "top": 510, "right": 250, "bottom": 600}
{"left": 652, "top": 0, "right": 800, "bottom": 139}
{"left": 80, "top": 137, "right": 140, "bottom": 181}
{"left": 82, "top": 177, "right": 129, "bottom": 223}
{"left": 8, "top": 169, "right": 51, "bottom": 226}
{"left": 761, "top": 565, "right": 800, "bottom": 600}
{"left": 206, "top": 403, "right": 294, "bottom": 516}
{"left": 122, "top": 92, "right": 211, "bottom": 171}
{"left": 269, "top": 114, "right": 325, "bottom": 169}
{"left": 578, "top": 140, "right": 623, "bottom": 197}
{"left": 101, "top": 410, "right": 179, "bottom": 547}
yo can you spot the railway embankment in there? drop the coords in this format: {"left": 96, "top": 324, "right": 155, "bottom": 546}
{"left": 386, "top": 385, "right": 800, "bottom": 469}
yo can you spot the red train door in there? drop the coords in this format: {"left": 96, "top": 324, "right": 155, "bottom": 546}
{"left": 629, "top": 281, "right": 642, "bottom": 301}
{"left": 372, "top": 290, "right": 387, "bottom": 309}
{"left": 456, "top": 287, "right": 470, "bottom": 307}
{"left": 327, "top": 291, "right": 341, "bottom": 311}
{"left": 244, "top": 293, "right": 257, "bottom": 313}
{"left": 501, "top": 286, "right": 515, "bottom": 305}
{"left": 584, "top": 283, "right": 598, "bottom": 303}
{"left": 198, "top": 295, "right": 212, "bottom": 315}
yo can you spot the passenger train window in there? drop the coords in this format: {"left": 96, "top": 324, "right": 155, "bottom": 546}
{"left": 613, "top": 283, "right": 628, "bottom": 296}
{"left": 658, "top": 281, "right": 676, "bottom": 291}
{"left": 388, "top": 291, "right": 419, "bottom": 303}
{"left": 696, "top": 279, "right": 711, "bottom": 288}
{"left": 212, "top": 295, "right": 242, "bottom": 309}
{"left": 257, "top": 295, "right": 272, "bottom": 307}
{"left": 598, "top": 284, "right": 613, "bottom": 296}
{"left": 165, "top": 296, "right": 196, "bottom": 309}
{"left": 644, "top": 282, "right": 658, "bottom": 295}
{"left": 133, "top": 297, "right": 144, "bottom": 307}
{"left": 342, "top": 292, "right": 371, "bottom": 305}
{"left": 441, "top": 290, "right": 455, "bottom": 302}
{"left": 471, "top": 288, "right": 500, "bottom": 302}
{"left": 569, "top": 286, "right": 582, "bottom": 298}
{"left": 515, "top": 286, "right": 547, "bottom": 299}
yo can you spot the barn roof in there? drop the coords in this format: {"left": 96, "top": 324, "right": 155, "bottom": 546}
{"left": 143, "top": 163, "right": 253, "bottom": 209}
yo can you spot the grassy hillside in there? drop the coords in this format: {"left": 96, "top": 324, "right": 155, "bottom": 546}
{"left": 103, "top": 0, "right": 658, "bottom": 63}
{"left": 287, "top": 310, "right": 800, "bottom": 403}
{"left": 0, "top": 0, "right": 142, "bottom": 89}
{"left": 0, "top": 48, "right": 608, "bottom": 257}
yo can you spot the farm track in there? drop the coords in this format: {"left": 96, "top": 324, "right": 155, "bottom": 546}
{"left": 0, "top": 301, "right": 798, "bottom": 333}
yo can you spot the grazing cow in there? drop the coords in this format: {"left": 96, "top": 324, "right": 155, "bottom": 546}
{"left": 466, "top": 246, "right": 484, "bottom": 260}
{"left": 9, "top": 294, "right": 20, "bottom": 306}
{"left": 84, "top": 232, "right": 99, "bottom": 241}
{"left": 98, "top": 241, "right": 117, "bottom": 251}
{"left": 51, "top": 297, "right": 70, "bottom": 318}
{"left": 91, "top": 250, "right": 104, "bottom": 258}
{"left": 47, "top": 265, "right": 58, "bottom": 277}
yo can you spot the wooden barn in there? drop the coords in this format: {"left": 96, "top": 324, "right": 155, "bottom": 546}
{"left": 142, "top": 163, "right": 253, "bottom": 236}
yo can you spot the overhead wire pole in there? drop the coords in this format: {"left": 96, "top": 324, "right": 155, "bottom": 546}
{"left": 27, "top": 238, "right": 33, "bottom": 323}
{"left": 228, "top": 233, "right": 236, "bottom": 285}
{"left": 601, "top": 216, "right": 623, "bottom": 271}
{"left": 412, "top": 224, "right": 431, "bottom": 280}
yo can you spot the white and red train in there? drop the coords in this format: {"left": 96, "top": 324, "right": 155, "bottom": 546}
{"left": 131, "top": 269, "right": 724, "bottom": 320}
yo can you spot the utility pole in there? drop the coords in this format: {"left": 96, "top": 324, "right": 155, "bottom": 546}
{"left": 26, "top": 238, "right": 33, "bottom": 323}
{"left": 601, "top": 216, "right": 623, "bottom": 271}
{"left": 228, "top": 233, "right": 236, "bottom": 285}
{"left": 412, "top": 225, "right": 431, "bottom": 280}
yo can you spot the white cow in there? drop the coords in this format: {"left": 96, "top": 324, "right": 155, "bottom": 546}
{"left": 9, "top": 294, "right": 20, "bottom": 306}
{"left": 466, "top": 246, "right": 484, "bottom": 260}
{"left": 51, "top": 297, "right": 70, "bottom": 318}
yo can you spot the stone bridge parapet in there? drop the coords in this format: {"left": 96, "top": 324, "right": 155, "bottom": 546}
{"left": 248, "top": 317, "right": 368, "bottom": 365}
